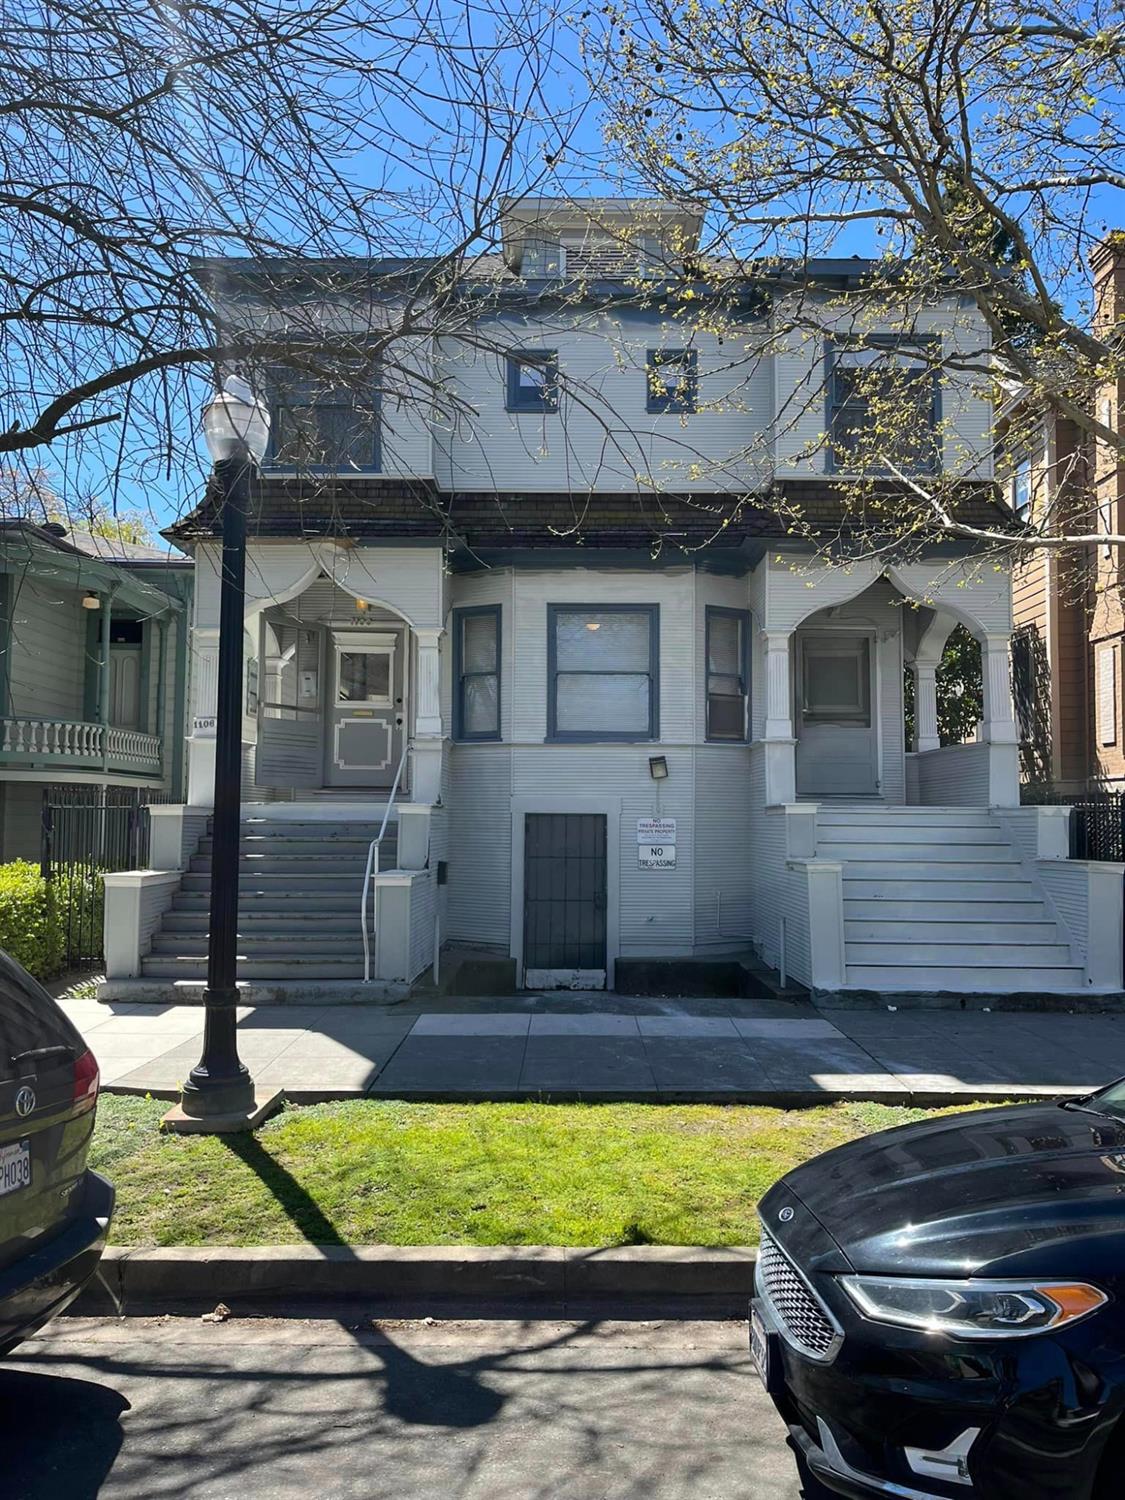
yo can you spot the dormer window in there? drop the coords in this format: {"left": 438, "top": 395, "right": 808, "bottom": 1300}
{"left": 520, "top": 238, "right": 564, "bottom": 279}
{"left": 637, "top": 234, "right": 667, "bottom": 276}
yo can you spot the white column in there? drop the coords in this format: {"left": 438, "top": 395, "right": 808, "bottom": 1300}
{"left": 911, "top": 661, "right": 940, "bottom": 752}
{"left": 981, "top": 633, "right": 1017, "bottom": 745}
{"left": 186, "top": 627, "right": 220, "bottom": 806}
{"left": 410, "top": 627, "right": 444, "bottom": 804}
{"left": 763, "top": 630, "right": 794, "bottom": 739}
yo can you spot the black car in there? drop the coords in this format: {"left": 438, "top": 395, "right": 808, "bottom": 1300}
{"left": 0, "top": 952, "right": 113, "bottom": 1355}
{"left": 752, "top": 1087, "right": 1125, "bottom": 1500}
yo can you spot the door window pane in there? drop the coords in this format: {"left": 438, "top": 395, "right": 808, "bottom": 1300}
{"left": 338, "top": 651, "right": 391, "bottom": 703}
{"left": 555, "top": 674, "right": 651, "bottom": 733}
{"left": 802, "top": 638, "right": 871, "bottom": 722}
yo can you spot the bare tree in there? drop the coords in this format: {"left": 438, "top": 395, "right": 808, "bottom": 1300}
{"left": 587, "top": 0, "right": 1125, "bottom": 552}
{"left": 0, "top": 0, "right": 579, "bottom": 521}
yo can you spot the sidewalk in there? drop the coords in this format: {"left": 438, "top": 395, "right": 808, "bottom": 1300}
{"left": 58, "top": 991, "right": 1125, "bottom": 1106}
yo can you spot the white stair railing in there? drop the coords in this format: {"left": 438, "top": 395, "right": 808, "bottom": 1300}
{"left": 360, "top": 738, "right": 412, "bottom": 982}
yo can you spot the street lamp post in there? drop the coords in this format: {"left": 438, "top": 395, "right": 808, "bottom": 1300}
{"left": 165, "top": 376, "right": 279, "bottom": 1134}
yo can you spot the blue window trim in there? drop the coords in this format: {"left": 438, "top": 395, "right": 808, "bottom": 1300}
{"left": 452, "top": 604, "right": 502, "bottom": 742}
{"left": 506, "top": 349, "right": 559, "bottom": 413}
{"left": 705, "top": 606, "right": 751, "bottom": 742}
{"left": 824, "top": 334, "right": 941, "bottom": 476}
{"left": 646, "top": 348, "right": 698, "bottom": 414}
{"left": 262, "top": 373, "right": 382, "bottom": 474}
{"left": 546, "top": 602, "right": 660, "bottom": 743}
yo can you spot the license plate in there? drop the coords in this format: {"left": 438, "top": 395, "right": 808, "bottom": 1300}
{"left": 749, "top": 1302, "right": 773, "bottom": 1390}
{"left": 0, "top": 1139, "right": 31, "bottom": 1198}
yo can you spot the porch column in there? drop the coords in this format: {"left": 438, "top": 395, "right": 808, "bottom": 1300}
{"left": 154, "top": 618, "right": 168, "bottom": 774}
{"left": 411, "top": 626, "right": 444, "bottom": 804}
{"left": 98, "top": 587, "right": 116, "bottom": 770}
{"left": 911, "top": 662, "right": 940, "bottom": 753}
{"left": 187, "top": 626, "right": 220, "bottom": 806}
{"left": 981, "top": 632, "right": 1020, "bottom": 807}
{"left": 761, "top": 629, "right": 796, "bottom": 805}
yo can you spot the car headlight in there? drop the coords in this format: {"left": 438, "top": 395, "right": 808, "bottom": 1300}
{"left": 840, "top": 1276, "right": 1107, "bottom": 1339}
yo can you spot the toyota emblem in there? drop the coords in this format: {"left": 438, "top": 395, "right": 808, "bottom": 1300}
{"left": 14, "top": 1085, "right": 36, "bottom": 1118}
{"left": 778, "top": 1206, "right": 795, "bottom": 1224}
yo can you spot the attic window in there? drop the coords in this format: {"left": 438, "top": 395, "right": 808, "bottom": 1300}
{"left": 521, "top": 238, "right": 564, "bottom": 278}
{"left": 637, "top": 234, "right": 666, "bottom": 275}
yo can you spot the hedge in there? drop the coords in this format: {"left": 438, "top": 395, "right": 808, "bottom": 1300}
{"left": 0, "top": 860, "right": 104, "bottom": 980}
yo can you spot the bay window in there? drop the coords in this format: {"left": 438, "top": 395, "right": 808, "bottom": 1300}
{"left": 548, "top": 605, "right": 659, "bottom": 741}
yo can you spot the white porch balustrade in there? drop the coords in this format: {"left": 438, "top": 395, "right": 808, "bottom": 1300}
{"left": 0, "top": 716, "right": 162, "bottom": 776}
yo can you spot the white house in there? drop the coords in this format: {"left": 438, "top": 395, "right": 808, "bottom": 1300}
{"left": 100, "top": 198, "right": 1123, "bottom": 1003}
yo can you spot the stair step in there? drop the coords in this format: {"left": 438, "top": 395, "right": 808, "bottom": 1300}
{"left": 843, "top": 898, "right": 1048, "bottom": 920}
{"left": 817, "top": 825, "right": 1004, "bottom": 844}
{"left": 140, "top": 957, "right": 366, "bottom": 979}
{"left": 846, "top": 964, "right": 1088, "bottom": 992}
{"left": 189, "top": 856, "right": 370, "bottom": 875}
{"left": 816, "top": 807, "right": 994, "bottom": 821}
{"left": 198, "top": 837, "right": 388, "bottom": 855}
{"left": 181, "top": 874, "right": 361, "bottom": 892}
{"left": 846, "top": 942, "right": 1073, "bottom": 965}
{"left": 150, "top": 936, "right": 366, "bottom": 957}
{"left": 843, "top": 879, "right": 1037, "bottom": 900}
{"left": 841, "top": 861, "right": 1025, "bottom": 880}
{"left": 172, "top": 891, "right": 357, "bottom": 909}
{"left": 162, "top": 912, "right": 357, "bottom": 932}
{"left": 844, "top": 920, "right": 1059, "bottom": 942}
{"left": 235, "top": 820, "right": 395, "bottom": 837}
{"left": 823, "top": 843, "right": 1014, "bottom": 861}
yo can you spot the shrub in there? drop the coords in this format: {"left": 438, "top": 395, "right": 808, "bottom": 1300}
{"left": 0, "top": 860, "right": 64, "bottom": 978}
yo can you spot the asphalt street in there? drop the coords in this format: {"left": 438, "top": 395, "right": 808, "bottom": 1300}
{"left": 0, "top": 1311, "right": 808, "bottom": 1500}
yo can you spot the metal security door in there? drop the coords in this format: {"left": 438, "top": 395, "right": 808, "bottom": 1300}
{"left": 523, "top": 814, "right": 607, "bottom": 989}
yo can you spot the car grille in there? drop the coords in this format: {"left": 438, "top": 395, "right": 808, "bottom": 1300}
{"left": 757, "top": 1229, "right": 841, "bottom": 1361}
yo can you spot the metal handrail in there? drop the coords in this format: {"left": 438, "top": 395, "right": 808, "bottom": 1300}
{"left": 361, "top": 737, "right": 412, "bottom": 982}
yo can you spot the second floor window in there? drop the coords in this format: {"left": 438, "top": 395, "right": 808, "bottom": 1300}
{"left": 269, "top": 373, "right": 379, "bottom": 471}
{"left": 548, "top": 605, "right": 659, "bottom": 741}
{"left": 647, "top": 349, "right": 698, "bottom": 413}
{"left": 506, "top": 350, "right": 559, "bottom": 413}
{"left": 828, "top": 340, "right": 939, "bottom": 474}
{"left": 1010, "top": 450, "right": 1033, "bottom": 519}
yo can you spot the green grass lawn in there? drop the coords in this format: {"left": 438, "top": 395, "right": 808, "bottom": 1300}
{"left": 89, "top": 1095, "right": 972, "bottom": 1249}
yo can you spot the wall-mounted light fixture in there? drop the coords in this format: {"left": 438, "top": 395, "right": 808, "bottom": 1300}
{"left": 354, "top": 598, "right": 370, "bottom": 612}
{"left": 648, "top": 755, "right": 669, "bottom": 781}
{"left": 81, "top": 592, "right": 101, "bottom": 610}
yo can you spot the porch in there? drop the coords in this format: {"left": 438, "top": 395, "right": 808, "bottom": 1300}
{"left": 0, "top": 717, "right": 162, "bottom": 778}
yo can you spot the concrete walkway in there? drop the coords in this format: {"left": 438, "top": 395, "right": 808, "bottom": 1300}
{"left": 59, "top": 992, "right": 1125, "bottom": 1105}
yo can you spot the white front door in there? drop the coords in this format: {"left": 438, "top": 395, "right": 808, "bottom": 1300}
{"left": 795, "top": 632, "right": 878, "bottom": 797}
{"left": 326, "top": 630, "right": 407, "bottom": 788}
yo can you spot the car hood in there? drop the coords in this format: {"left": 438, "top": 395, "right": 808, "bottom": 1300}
{"left": 776, "top": 1101, "right": 1125, "bottom": 1278}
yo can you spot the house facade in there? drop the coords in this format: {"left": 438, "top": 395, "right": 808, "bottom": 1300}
{"left": 100, "top": 199, "right": 1124, "bottom": 1002}
{"left": 0, "top": 521, "right": 191, "bottom": 860}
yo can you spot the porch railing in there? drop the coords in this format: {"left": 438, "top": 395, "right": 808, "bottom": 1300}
{"left": 361, "top": 738, "right": 411, "bottom": 982}
{"left": 0, "top": 716, "right": 161, "bottom": 777}
{"left": 1023, "top": 786, "right": 1125, "bottom": 863}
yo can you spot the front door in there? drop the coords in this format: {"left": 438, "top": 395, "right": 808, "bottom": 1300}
{"left": 109, "top": 645, "right": 142, "bottom": 730}
{"left": 326, "top": 629, "right": 407, "bottom": 788}
{"left": 795, "top": 632, "right": 878, "bottom": 797}
{"left": 523, "top": 814, "right": 607, "bottom": 990}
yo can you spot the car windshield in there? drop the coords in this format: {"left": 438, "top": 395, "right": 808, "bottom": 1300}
{"left": 1080, "top": 1078, "right": 1125, "bottom": 1119}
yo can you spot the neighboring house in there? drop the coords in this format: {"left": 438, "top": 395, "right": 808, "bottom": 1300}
{"left": 100, "top": 199, "right": 1123, "bottom": 1002}
{"left": 0, "top": 521, "right": 192, "bottom": 859}
{"left": 1008, "top": 235, "right": 1125, "bottom": 796}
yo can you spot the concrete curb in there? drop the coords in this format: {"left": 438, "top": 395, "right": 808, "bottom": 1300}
{"left": 75, "top": 1244, "right": 759, "bottom": 1312}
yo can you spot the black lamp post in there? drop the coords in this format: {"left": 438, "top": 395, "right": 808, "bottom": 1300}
{"left": 167, "top": 376, "right": 276, "bottom": 1133}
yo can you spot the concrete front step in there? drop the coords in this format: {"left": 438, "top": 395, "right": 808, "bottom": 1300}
{"left": 842, "top": 861, "right": 1025, "bottom": 881}
{"left": 140, "top": 957, "right": 365, "bottom": 979}
{"left": 845, "top": 964, "right": 1089, "bottom": 992}
{"left": 149, "top": 936, "right": 366, "bottom": 957}
{"left": 846, "top": 941, "right": 1074, "bottom": 966}
{"left": 161, "top": 912, "right": 358, "bottom": 932}
{"left": 198, "top": 837, "right": 387, "bottom": 856}
{"left": 172, "top": 891, "right": 358, "bottom": 909}
{"left": 843, "top": 897, "right": 1049, "bottom": 920}
{"left": 189, "top": 856, "right": 371, "bottom": 875}
{"left": 821, "top": 843, "right": 1014, "bottom": 862}
{"left": 818, "top": 824, "right": 1005, "bottom": 844}
{"left": 844, "top": 919, "right": 1059, "bottom": 942}
{"left": 235, "top": 819, "right": 395, "bottom": 836}
{"left": 181, "top": 874, "right": 363, "bottom": 893}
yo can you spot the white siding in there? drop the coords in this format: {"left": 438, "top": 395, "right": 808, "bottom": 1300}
{"left": 433, "top": 310, "right": 773, "bottom": 493}
{"left": 446, "top": 745, "right": 512, "bottom": 950}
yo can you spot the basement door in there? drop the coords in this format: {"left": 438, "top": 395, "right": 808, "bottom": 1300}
{"left": 523, "top": 814, "right": 607, "bottom": 991}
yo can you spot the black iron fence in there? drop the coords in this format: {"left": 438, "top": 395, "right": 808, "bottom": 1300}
{"left": 40, "top": 786, "right": 173, "bottom": 968}
{"left": 1022, "top": 787, "right": 1125, "bottom": 863}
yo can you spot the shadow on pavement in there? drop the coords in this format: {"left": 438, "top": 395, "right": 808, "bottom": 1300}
{"left": 0, "top": 1367, "right": 128, "bottom": 1499}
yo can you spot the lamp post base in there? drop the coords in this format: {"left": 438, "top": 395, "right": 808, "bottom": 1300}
{"left": 162, "top": 1089, "right": 285, "bottom": 1136}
